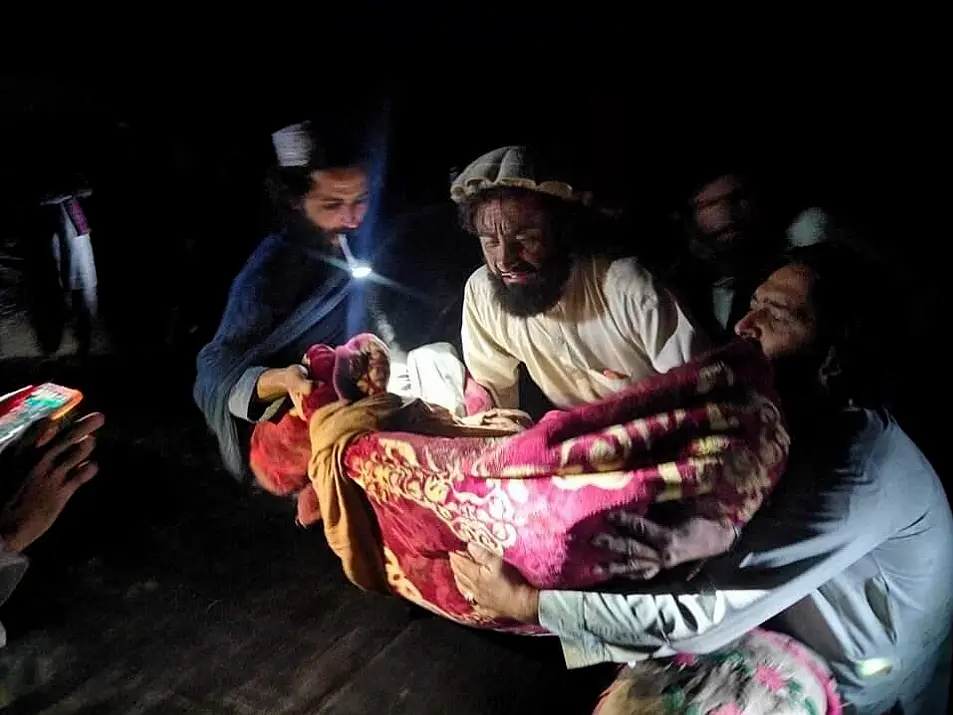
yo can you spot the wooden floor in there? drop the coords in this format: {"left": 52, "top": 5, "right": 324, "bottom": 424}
{"left": 0, "top": 355, "right": 611, "bottom": 714}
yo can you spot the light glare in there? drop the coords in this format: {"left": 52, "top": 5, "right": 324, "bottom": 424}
{"left": 351, "top": 264, "right": 372, "bottom": 279}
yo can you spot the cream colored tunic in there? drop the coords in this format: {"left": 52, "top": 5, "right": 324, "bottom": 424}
{"left": 462, "top": 256, "right": 706, "bottom": 410}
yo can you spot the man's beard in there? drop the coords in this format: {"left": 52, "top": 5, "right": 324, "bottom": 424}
{"left": 690, "top": 224, "right": 785, "bottom": 279}
{"left": 488, "top": 252, "right": 572, "bottom": 318}
{"left": 690, "top": 230, "right": 753, "bottom": 275}
{"left": 769, "top": 350, "right": 833, "bottom": 432}
{"left": 288, "top": 212, "right": 350, "bottom": 249}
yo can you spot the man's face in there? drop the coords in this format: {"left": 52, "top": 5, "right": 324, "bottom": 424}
{"left": 474, "top": 194, "right": 571, "bottom": 317}
{"left": 302, "top": 166, "right": 369, "bottom": 234}
{"left": 734, "top": 264, "right": 819, "bottom": 360}
{"left": 692, "top": 175, "right": 752, "bottom": 246}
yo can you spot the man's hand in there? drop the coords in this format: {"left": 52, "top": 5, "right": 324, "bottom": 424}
{"left": 282, "top": 365, "right": 314, "bottom": 417}
{"left": 256, "top": 365, "right": 313, "bottom": 415}
{"left": 459, "top": 408, "right": 534, "bottom": 433}
{"left": 0, "top": 413, "right": 105, "bottom": 553}
{"left": 593, "top": 511, "right": 738, "bottom": 579}
{"left": 448, "top": 543, "right": 539, "bottom": 624}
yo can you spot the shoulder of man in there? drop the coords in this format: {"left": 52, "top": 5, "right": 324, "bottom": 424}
{"left": 795, "top": 406, "right": 929, "bottom": 514}
{"left": 855, "top": 409, "right": 940, "bottom": 495}
{"left": 600, "top": 256, "right": 664, "bottom": 301}
{"left": 238, "top": 232, "right": 329, "bottom": 284}
{"left": 234, "top": 232, "right": 287, "bottom": 272}
{"left": 812, "top": 406, "right": 889, "bottom": 473}
{"left": 464, "top": 265, "right": 493, "bottom": 300}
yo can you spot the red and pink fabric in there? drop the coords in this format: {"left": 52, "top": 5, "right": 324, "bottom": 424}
{"left": 250, "top": 336, "right": 790, "bottom": 634}
{"left": 249, "top": 334, "right": 390, "bottom": 524}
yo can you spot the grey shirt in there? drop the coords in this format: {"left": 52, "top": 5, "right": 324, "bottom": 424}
{"left": 539, "top": 408, "right": 953, "bottom": 715}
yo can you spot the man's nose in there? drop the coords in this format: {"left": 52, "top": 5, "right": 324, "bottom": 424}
{"left": 341, "top": 205, "right": 361, "bottom": 229}
{"left": 499, "top": 241, "right": 520, "bottom": 267}
{"left": 734, "top": 312, "right": 758, "bottom": 338}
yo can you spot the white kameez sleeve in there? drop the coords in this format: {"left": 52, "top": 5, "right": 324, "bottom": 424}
{"left": 538, "top": 586, "right": 768, "bottom": 668}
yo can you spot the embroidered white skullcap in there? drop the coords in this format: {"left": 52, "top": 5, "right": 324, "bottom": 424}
{"left": 450, "top": 146, "right": 592, "bottom": 205}
{"left": 272, "top": 121, "right": 315, "bottom": 168}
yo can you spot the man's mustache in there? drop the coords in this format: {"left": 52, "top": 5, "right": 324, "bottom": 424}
{"left": 497, "top": 264, "right": 538, "bottom": 277}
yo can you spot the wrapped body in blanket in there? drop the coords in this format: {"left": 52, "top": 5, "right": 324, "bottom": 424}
{"left": 250, "top": 334, "right": 789, "bottom": 633}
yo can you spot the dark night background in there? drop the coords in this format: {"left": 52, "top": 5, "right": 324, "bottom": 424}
{"left": 0, "top": 58, "right": 947, "bottom": 713}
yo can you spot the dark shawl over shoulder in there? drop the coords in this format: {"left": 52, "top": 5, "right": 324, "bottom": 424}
{"left": 194, "top": 231, "right": 355, "bottom": 478}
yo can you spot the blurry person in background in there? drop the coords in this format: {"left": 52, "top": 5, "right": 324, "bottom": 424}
{"left": 0, "top": 412, "right": 105, "bottom": 647}
{"left": 194, "top": 113, "right": 381, "bottom": 479}
{"left": 665, "top": 172, "right": 787, "bottom": 339}
{"left": 25, "top": 183, "right": 99, "bottom": 357}
{"left": 666, "top": 172, "right": 846, "bottom": 343}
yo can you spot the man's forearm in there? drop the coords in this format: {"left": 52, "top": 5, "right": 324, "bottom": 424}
{"left": 255, "top": 366, "right": 295, "bottom": 402}
{"left": 537, "top": 586, "right": 768, "bottom": 669}
{"left": 537, "top": 519, "right": 885, "bottom": 669}
{"left": 228, "top": 367, "right": 282, "bottom": 423}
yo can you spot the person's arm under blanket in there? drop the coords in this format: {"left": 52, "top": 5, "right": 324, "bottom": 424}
{"left": 610, "top": 258, "right": 708, "bottom": 372}
{"left": 461, "top": 272, "right": 520, "bottom": 409}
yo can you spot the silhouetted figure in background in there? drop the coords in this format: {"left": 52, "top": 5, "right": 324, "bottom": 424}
{"left": 665, "top": 173, "right": 787, "bottom": 340}
{"left": 39, "top": 188, "right": 98, "bottom": 356}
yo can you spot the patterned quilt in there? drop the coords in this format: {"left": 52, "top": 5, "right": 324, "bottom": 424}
{"left": 251, "top": 336, "right": 789, "bottom": 633}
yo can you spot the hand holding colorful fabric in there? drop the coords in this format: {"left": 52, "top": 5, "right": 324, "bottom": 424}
{"left": 458, "top": 408, "right": 534, "bottom": 432}
{"left": 251, "top": 337, "right": 389, "bottom": 499}
{"left": 591, "top": 514, "right": 665, "bottom": 580}
{"left": 252, "top": 338, "right": 788, "bottom": 630}
{"left": 299, "top": 345, "right": 338, "bottom": 419}
{"left": 284, "top": 365, "right": 314, "bottom": 418}
{"left": 596, "top": 510, "right": 737, "bottom": 578}
{"left": 448, "top": 544, "right": 540, "bottom": 624}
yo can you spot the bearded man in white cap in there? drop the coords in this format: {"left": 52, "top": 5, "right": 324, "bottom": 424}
{"left": 456, "top": 146, "right": 705, "bottom": 412}
{"left": 194, "top": 114, "right": 382, "bottom": 478}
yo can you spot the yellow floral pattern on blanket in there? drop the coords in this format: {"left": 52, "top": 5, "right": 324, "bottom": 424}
{"left": 351, "top": 438, "right": 523, "bottom": 556}
{"left": 717, "top": 390, "right": 790, "bottom": 522}
{"left": 546, "top": 386, "right": 787, "bottom": 519}
{"left": 383, "top": 545, "right": 517, "bottom": 628}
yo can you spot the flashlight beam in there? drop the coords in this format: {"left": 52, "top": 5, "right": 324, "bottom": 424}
{"left": 312, "top": 249, "right": 435, "bottom": 305}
